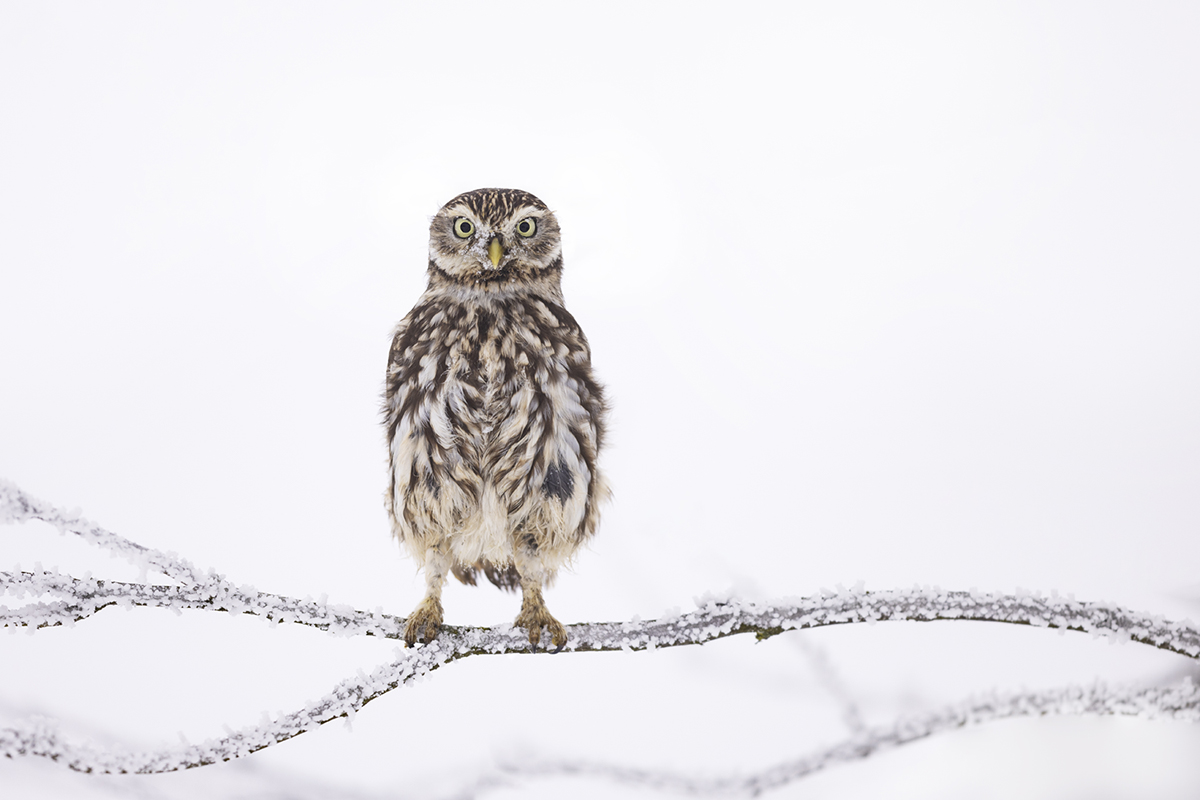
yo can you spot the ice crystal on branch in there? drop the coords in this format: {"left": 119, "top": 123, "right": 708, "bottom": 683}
{"left": 504, "top": 679, "right": 1200, "bottom": 796}
{"left": 3, "top": 478, "right": 1199, "bottom": 786}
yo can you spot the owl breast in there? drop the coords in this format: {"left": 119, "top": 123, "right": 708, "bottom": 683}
{"left": 385, "top": 293, "right": 605, "bottom": 567}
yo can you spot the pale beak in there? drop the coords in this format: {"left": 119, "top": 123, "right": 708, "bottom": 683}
{"left": 488, "top": 237, "right": 503, "bottom": 268}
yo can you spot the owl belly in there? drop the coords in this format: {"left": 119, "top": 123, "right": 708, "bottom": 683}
{"left": 448, "top": 362, "right": 589, "bottom": 568}
{"left": 391, "top": 334, "right": 589, "bottom": 569}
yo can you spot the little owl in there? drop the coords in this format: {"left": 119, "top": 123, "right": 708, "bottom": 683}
{"left": 383, "top": 188, "right": 608, "bottom": 651}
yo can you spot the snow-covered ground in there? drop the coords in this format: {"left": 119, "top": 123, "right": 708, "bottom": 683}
{"left": 3, "top": 3, "right": 1199, "bottom": 797}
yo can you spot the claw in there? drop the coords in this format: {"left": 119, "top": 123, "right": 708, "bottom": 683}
{"left": 514, "top": 596, "right": 567, "bottom": 654}
{"left": 403, "top": 596, "right": 444, "bottom": 648}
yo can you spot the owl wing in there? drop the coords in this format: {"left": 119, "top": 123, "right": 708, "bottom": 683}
{"left": 383, "top": 311, "right": 418, "bottom": 531}
{"left": 488, "top": 299, "right": 608, "bottom": 544}
{"left": 383, "top": 299, "right": 478, "bottom": 540}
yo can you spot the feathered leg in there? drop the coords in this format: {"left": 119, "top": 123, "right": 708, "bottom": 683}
{"left": 404, "top": 545, "right": 449, "bottom": 646}
{"left": 512, "top": 549, "right": 567, "bottom": 651}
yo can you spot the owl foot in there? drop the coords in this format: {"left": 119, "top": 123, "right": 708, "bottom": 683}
{"left": 514, "top": 596, "right": 567, "bottom": 653}
{"left": 404, "top": 596, "right": 444, "bottom": 647}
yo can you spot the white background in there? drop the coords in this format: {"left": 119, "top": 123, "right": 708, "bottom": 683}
{"left": 2, "top": 2, "right": 1199, "bottom": 797}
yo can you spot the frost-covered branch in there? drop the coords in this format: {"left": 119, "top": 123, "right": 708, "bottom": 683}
{"left": 0, "top": 568, "right": 404, "bottom": 639}
{"left": 6, "top": 566, "right": 1199, "bottom": 663}
{"left": 0, "top": 477, "right": 403, "bottom": 638}
{"left": 499, "top": 678, "right": 1200, "bottom": 797}
{"left": 3, "top": 477, "right": 1200, "bottom": 777}
{"left": 1, "top": 478, "right": 205, "bottom": 585}
{"left": 0, "top": 646, "right": 449, "bottom": 774}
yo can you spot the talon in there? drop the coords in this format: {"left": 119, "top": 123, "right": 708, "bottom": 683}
{"left": 545, "top": 617, "right": 568, "bottom": 652}
{"left": 514, "top": 599, "right": 567, "bottom": 654}
{"left": 404, "top": 596, "right": 443, "bottom": 648}
{"left": 514, "top": 582, "right": 570, "bottom": 653}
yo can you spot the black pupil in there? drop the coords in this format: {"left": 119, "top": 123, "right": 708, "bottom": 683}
{"left": 520, "top": 221, "right": 531, "bottom": 234}
{"left": 458, "top": 221, "right": 471, "bottom": 233}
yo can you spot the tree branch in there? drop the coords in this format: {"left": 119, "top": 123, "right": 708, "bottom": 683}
{"left": 497, "top": 678, "right": 1200, "bottom": 797}
{"left": 3, "top": 477, "right": 1199, "bottom": 781}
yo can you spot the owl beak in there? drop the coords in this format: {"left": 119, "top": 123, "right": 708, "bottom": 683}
{"left": 487, "top": 237, "right": 503, "bottom": 268}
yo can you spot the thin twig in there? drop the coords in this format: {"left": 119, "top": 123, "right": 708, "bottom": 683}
{"left": 499, "top": 679, "right": 1200, "bottom": 797}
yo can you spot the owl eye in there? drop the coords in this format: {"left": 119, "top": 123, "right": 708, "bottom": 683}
{"left": 453, "top": 218, "right": 474, "bottom": 239}
{"left": 516, "top": 218, "right": 537, "bottom": 238}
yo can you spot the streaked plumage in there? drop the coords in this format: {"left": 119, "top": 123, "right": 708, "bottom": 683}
{"left": 383, "top": 188, "right": 607, "bottom": 649}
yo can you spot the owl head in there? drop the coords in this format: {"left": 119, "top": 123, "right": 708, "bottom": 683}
{"left": 428, "top": 188, "right": 562, "bottom": 286}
